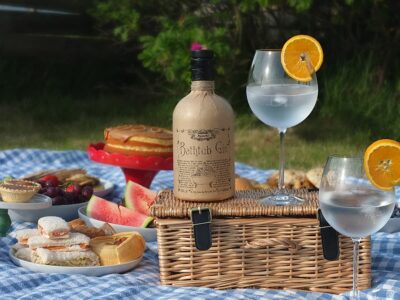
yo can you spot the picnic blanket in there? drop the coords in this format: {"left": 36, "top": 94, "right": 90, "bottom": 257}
{"left": 0, "top": 149, "right": 399, "bottom": 300}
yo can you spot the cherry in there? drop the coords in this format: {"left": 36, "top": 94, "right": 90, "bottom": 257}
{"left": 81, "top": 186, "right": 93, "bottom": 200}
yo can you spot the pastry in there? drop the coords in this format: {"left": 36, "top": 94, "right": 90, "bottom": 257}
{"left": 0, "top": 180, "right": 40, "bottom": 203}
{"left": 266, "top": 170, "right": 314, "bottom": 189}
{"left": 104, "top": 124, "right": 173, "bottom": 157}
{"left": 38, "top": 216, "right": 70, "bottom": 239}
{"left": 235, "top": 177, "right": 255, "bottom": 190}
{"left": 90, "top": 232, "right": 145, "bottom": 266}
{"left": 28, "top": 232, "right": 90, "bottom": 251}
{"left": 32, "top": 248, "right": 99, "bottom": 266}
{"left": 15, "top": 229, "right": 40, "bottom": 246}
{"left": 306, "top": 167, "right": 323, "bottom": 189}
{"left": 68, "top": 219, "right": 116, "bottom": 238}
{"left": 68, "top": 219, "right": 86, "bottom": 228}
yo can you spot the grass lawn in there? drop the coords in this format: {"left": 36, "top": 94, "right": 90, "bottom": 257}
{"left": 0, "top": 91, "right": 372, "bottom": 172}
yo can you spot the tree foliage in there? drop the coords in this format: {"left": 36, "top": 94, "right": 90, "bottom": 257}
{"left": 89, "top": 0, "right": 399, "bottom": 91}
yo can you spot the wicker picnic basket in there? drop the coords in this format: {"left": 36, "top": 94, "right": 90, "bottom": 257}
{"left": 151, "top": 189, "right": 371, "bottom": 294}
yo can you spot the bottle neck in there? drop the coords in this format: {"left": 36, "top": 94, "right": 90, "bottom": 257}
{"left": 191, "top": 80, "right": 215, "bottom": 91}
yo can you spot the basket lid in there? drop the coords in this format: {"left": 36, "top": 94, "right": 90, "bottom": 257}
{"left": 151, "top": 189, "right": 319, "bottom": 219}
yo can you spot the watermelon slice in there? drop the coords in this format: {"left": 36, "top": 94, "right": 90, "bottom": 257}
{"left": 87, "top": 195, "right": 153, "bottom": 227}
{"left": 124, "top": 181, "right": 157, "bottom": 215}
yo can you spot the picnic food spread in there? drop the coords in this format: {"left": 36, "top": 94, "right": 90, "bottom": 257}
{"left": 104, "top": 124, "right": 173, "bottom": 157}
{"left": 22, "top": 169, "right": 98, "bottom": 206}
{"left": 2, "top": 34, "right": 400, "bottom": 299}
{"left": 12, "top": 216, "right": 145, "bottom": 267}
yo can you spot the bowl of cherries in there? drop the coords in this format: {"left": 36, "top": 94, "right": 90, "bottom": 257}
{"left": 8, "top": 175, "right": 95, "bottom": 222}
{"left": 38, "top": 175, "right": 94, "bottom": 206}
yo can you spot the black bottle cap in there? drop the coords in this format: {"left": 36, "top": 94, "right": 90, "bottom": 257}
{"left": 191, "top": 50, "right": 214, "bottom": 81}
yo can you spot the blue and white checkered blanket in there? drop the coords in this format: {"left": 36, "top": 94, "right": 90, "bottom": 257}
{"left": 0, "top": 149, "right": 399, "bottom": 300}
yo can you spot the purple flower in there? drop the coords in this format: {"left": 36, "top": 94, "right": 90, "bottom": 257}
{"left": 191, "top": 42, "right": 203, "bottom": 51}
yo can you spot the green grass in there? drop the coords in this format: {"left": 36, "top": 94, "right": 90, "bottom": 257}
{"left": 0, "top": 53, "right": 397, "bottom": 172}
{"left": 0, "top": 90, "right": 371, "bottom": 171}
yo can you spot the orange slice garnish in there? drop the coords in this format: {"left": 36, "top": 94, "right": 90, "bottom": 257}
{"left": 281, "top": 35, "right": 323, "bottom": 82}
{"left": 364, "top": 139, "right": 400, "bottom": 191}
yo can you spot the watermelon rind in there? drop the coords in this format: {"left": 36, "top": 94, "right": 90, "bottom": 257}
{"left": 86, "top": 195, "right": 153, "bottom": 227}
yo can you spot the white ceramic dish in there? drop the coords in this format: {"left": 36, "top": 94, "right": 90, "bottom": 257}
{"left": 0, "top": 194, "right": 52, "bottom": 210}
{"left": 8, "top": 179, "right": 115, "bottom": 223}
{"left": 78, "top": 206, "right": 157, "bottom": 242}
{"left": 93, "top": 179, "right": 114, "bottom": 198}
{"left": 9, "top": 201, "right": 88, "bottom": 223}
{"left": 9, "top": 248, "right": 142, "bottom": 276}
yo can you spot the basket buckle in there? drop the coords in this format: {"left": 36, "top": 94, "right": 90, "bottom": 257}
{"left": 189, "top": 207, "right": 212, "bottom": 251}
{"left": 317, "top": 209, "right": 339, "bottom": 261}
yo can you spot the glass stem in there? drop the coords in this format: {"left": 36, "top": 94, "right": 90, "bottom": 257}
{"left": 278, "top": 130, "right": 286, "bottom": 190}
{"left": 351, "top": 238, "right": 360, "bottom": 299}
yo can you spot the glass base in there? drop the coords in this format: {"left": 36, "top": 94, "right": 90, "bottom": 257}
{"left": 350, "top": 289, "right": 360, "bottom": 299}
{"left": 259, "top": 192, "right": 304, "bottom": 206}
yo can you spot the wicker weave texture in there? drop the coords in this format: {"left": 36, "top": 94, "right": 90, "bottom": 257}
{"left": 152, "top": 189, "right": 319, "bottom": 218}
{"left": 156, "top": 218, "right": 371, "bottom": 293}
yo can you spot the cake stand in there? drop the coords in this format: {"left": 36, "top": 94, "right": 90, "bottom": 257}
{"left": 87, "top": 143, "right": 173, "bottom": 188}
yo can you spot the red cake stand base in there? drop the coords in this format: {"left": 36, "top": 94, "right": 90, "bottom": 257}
{"left": 87, "top": 143, "right": 173, "bottom": 188}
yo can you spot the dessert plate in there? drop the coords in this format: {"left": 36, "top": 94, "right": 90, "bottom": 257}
{"left": 0, "top": 194, "right": 51, "bottom": 210}
{"left": 8, "top": 179, "right": 114, "bottom": 223}
{"left": 78, "top": 206, "right": 157, "bottom": 242}
{"left": 9, "top": 248, "right": 142, "bottom": 276}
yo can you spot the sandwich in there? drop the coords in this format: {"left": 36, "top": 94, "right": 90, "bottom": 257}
{"left": 38, "top": 216, "right": 70, "bottom": 239}
{"left": 15, "top": 247, "right": 33, "bottom": 262}
{"left": 15, "top": 229, "right": 40, "bottom": 246}
{"left": 32, "top": 248, "right": 99, "bottom": 266}
{"left": 28, "top": 232, "right": 90, "bottom": 251}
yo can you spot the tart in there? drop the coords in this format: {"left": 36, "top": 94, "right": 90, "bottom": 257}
{"left": 104, "top": 124, "right": 173, "bottom": 157}
{"left": 0, "top": 179, "right": 40, "bottom": 203}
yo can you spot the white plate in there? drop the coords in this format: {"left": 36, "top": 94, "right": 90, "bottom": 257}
{"left": 0, "top": 194, "right": 51, "bottom": 210}
{"left": 93, "top": 179, "right": 114, "bottom": 198}
{"left": 8, "top": 178, "right": 114, "bottom": 222}
{"left": 78, "top": 206, "right": 157, "bottom": 242}
{"left": 9, "top": 248, "right": 142, "bottom": 276}
{"left": 9, "top": 201, "right": 88, "bottom": 223}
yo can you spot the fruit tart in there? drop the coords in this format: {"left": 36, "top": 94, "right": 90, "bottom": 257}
{"left": 0, "top": 180, "right": 40, "bottom": 203}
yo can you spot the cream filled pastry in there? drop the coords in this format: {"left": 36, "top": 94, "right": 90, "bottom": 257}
{"left": 38, "top": 216, "right": 70, "bottom": 239}
{"left": 28, "top": 232, "right": 90, "bottom": 251}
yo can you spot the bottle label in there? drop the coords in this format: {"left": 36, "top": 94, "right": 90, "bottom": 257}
{"left": 175, "top": 127, "right": 232, "bottom": 194}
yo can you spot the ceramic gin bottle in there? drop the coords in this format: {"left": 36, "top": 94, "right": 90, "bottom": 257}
{"left": 173, "top": 50, "right": 235, "bottom": 202}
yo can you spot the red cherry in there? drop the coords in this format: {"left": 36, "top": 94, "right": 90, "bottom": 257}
{"left": 39, "top": 175, "right": 60, "bottom": 186}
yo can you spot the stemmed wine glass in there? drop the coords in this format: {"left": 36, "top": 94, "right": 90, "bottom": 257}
{"left": 319, "top": 156, "right": 395, "bottom": 299}
{"left": 246, "top": 50, "right": 318, "bottom": 205}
